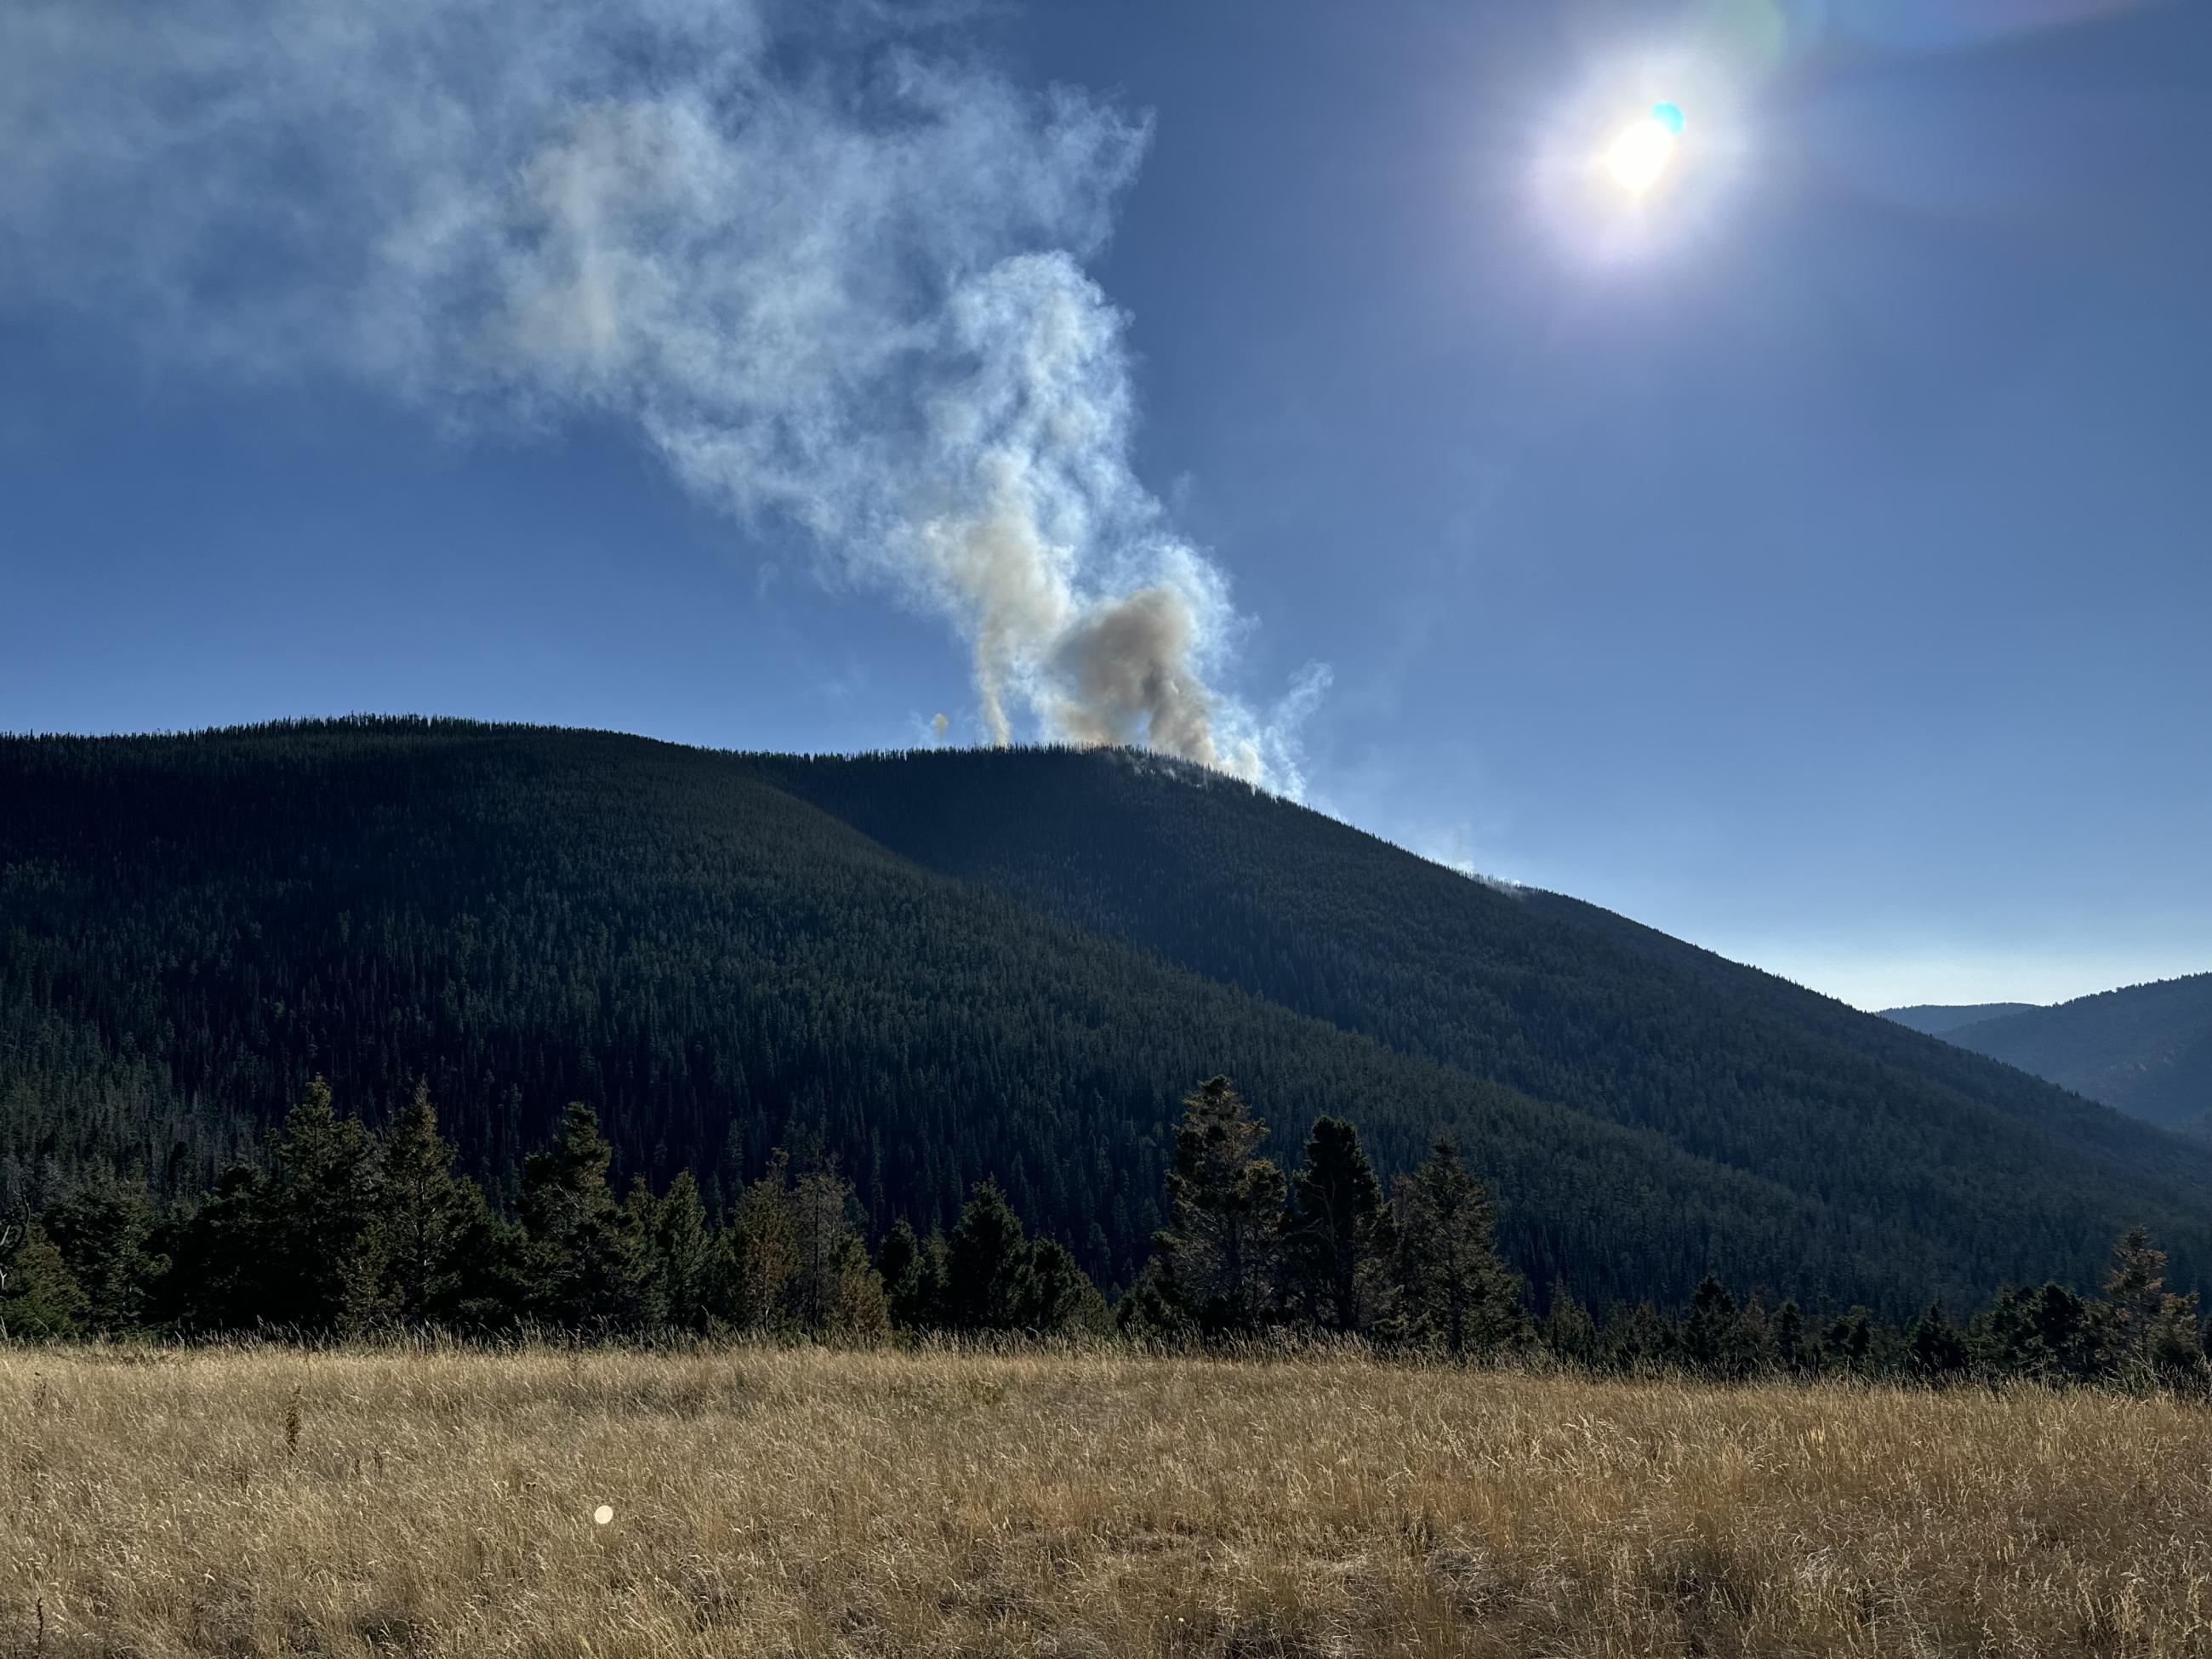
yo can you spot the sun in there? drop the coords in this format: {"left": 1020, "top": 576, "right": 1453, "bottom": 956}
{"left": 1605, "top": 102, "right": 1686, "bottom": 195}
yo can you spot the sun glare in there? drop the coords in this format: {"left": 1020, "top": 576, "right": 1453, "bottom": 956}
{"left": 1605, "top": 103, "right": 1685, "bottom": 195}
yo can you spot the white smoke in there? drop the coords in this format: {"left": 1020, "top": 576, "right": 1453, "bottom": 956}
{"left": 0, "top": 0, "right": 1320, "bottom": 789}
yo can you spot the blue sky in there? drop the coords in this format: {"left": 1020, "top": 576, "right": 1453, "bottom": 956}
{"left": 2, "top": 0, "right": 2206, "bottom": 1010}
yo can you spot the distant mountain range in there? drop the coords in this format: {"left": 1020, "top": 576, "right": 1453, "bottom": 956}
{"left": 1883, "top": 1004, "right": 2038, "bottom": 1039}
{"left": 1884, "top": 977, "right": 2212, "bottom": 1133}
{"left": 6, "top": 719, "right": 2210, "bottom": 1316}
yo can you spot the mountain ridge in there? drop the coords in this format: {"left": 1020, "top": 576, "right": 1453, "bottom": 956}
{"left": 1896, "top": 976, "right": 2212, "bottom": 1130}
{"left": 3, "top": 717, "right": 2206, "bottom": 1316}
{"left": 1884, "top": 1002, "right": 2039, "bottom": 1038}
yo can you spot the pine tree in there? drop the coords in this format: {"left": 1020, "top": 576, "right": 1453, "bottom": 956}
{"left": 0, "top": 1221, "right": 89, "bottom": 1338}
{"left": 1905, "top": 1303, "right": 1970, "bottom": 1384}
{"left": 944, "top": 1179, "right": 1030, "bottom": 1331}
{"left": 1541, "top": 1287, "right": 1599, "bottom": 1367}
{"left": 2027, "top": 1282, "right": 2104, "bottom": 1382}
{"left": 1970, "top": 1286, "right": 2038, "bottom": 1380}
{"left": 787, "top": 1165, "right": 857, "bottom": 1335}
{"left": 153, "top": 1166, "right": 270, "bottom": 1330}
{"left": 2146, "top": 1293, "right": 2207, "bottom": 1390}
{"left": 2103, "top": 1233, "right": 2211, "bottom": 1389}
{"left": 43, "top": 1169, "right": 164, "bottom": 1334}
{"left": 720, "top": 1150, "right": 801, "bottom": 1331}
{"left": 877, "top": 1219, "right": 944, "bottom": 1331}
{"left": 371, "top": 1083, "right": 488, "bottom": 1324}
{"left": 652, "top": 1170, "right": 713, "bottom": 1331}
{"left": 518, "top": 1102, "right": 651, "bottom": 1328}
{"left": 1153, "top": 1076, "right": 1289, "bottom": 1334}
{"left": 1017, "top": 1235, "right": 1102, "bottom": 1334}
{"left": 824, "top": 1232, "right": 892, "bottom": 1342}
{"left": 620, "top": 1175, "right": 671, "bottom": 1328}
{"left": 1727, "top": 1294, "right": 1779, "bottom": 1378}
{"left": 263, "top": 1077, "right": 382, "bottom": 1329}
{"left": 1598, "top": 1300, "right": 1678, "bottom": 1374}
{"left": 1390, "top": 1138, "right": 1525, "bottom": 1358}
{"left": 1819, "top": 1307, "right": 1878, "bottom": 1377}
{"left": 1288, "top": 1115, "right": 1392, "bottom": 1334}
{"left": 1770, "top": 1300, "right": 1808, "bottom": 1376}
{"left": 1680, "top": 1274, "right": 1739, "bottom": 1376}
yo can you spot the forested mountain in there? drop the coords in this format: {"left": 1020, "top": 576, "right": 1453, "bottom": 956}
{"left": 1884, "top": 1003, "right": 2038, "bottom": 1038}
{"left": 5, "top": 718, "right": 2209, "bottom": 1318}
{"left": 1896, "top": 978, "right": 2212, "bottom": 1132}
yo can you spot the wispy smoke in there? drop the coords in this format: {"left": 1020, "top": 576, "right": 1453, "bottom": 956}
{"left": 0, "top": 0, "right": 1321, "bottom": 787}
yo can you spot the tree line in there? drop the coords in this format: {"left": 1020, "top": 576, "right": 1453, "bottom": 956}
{"left": 4, "top": 1072, "right": 2203, "bottom": 1394}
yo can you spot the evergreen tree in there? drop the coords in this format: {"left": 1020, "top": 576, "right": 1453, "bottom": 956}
{"left": 153, "top": 1166, "right": 270, "bottom": 1330}
{"left": 1153, "top": 1076, "right": 1289, "bottom": 1334}
{"left": 944, "top": 1179, "right": 1032, "bottom": 1331}
{"left": 262, "top": 1077, "right": 383, "bottom": 1329}
{"left": 43, "top": 1169, "right": 164, "bottom": 1335}
{"left": 824, "top": 1231, "right": 892, "bottom": 1341}
{"left": 1770, "top": 1300, "right": 1809, "bottom": 1377}
{"left": 1113, "top": 1258, "right": 1194, "bottom": 1343}
{"left": 787, "top": 1165, "right": 858, "bottom": 1334}
{"left": 710, "top": 1122, "right": 747, "bottom": 1224}
{"left": 720, "top": 1150, "right": 801, "bottom": 1331}
{"left": 1541, "top": 1287, "right": 1599, "bottom": 1367}
{"left": 652, "top": 1170, "right": 714, "bottom": 1331}
{"left": 1970, "top": 1286, "right": 2038, "bottom": 1381}
{"left": 518, "top": 1102, "right": 651, "bottom": 1327}
{"left": 620, "top": 1175, "right": 672, "bottom": 1328}
{"left": 877, "top": 1219, "right": 944, "bottom": 1331}
{"left": 2146, "top": 1294, "right": 2208, "bottom": 1390}
{"left": 371, "top": 1082, "right": 493, "bottom": 1325}
{"left": 1391, "top": 1138, "right": 1525, "bottom": 1358}
{"left": 0, "top": 1221, "right": 89, "bottom": 1338}
{"left": 1288, "top": 1115, "right": 1392, "bottom": 1334}
{"left": 1819, "top": 1307, "right": 1879, "bottom": 1377}
{"left": 1017, "top": 1234, "right": 1102, "bottom": 1335}
{"left": 1598, "top": 1300, "right": 1678, "bottom": 1374}
{"left": 1905, "top": 1303, "right": 1970, "bottom": 1384}
{"left": 2027, "top": 1282, "right": 2107, "bottom": 1382}
{"left": 2101, "top": 1226, "right": 2193, "bottom": 1379}
{"left": 1679, "top": 1274, "right": 1739, "bottom": 1376}
{"left": 1727, "top": 1294, "right": 1779, "bottom": 1378}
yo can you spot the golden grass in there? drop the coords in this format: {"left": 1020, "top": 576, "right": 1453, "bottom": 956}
{"left": 6, "top": 1343, "right": 2211, "bottom": 1657}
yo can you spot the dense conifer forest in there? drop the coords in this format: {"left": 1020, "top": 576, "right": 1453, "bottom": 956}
{"left": 5, "top": 1069, "right": 2203, "bottom": 1396}
{"left": 5, "top": 718, "right": 2209, "bottom": 1325}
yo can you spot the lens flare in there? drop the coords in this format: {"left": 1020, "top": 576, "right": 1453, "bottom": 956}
{"left": 1603, "top": 102, "right": 1687, "bottom": 194}
{"left": 1533, "top": 60, "right": 1735, "bottom": 265}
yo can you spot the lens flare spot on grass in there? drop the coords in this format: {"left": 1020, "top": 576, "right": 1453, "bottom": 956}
{"left": 592, "top": 1504, "right": 614, "bottom": 1526}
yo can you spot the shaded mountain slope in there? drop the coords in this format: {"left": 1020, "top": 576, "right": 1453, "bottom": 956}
{"left": 1930, "top": 977, "right": 2212, "bottom": 1129}
{"left": 3, "top": 720, "right": 2207, "bottom": 1315}
{"left": 754, "top": 747, "right": 2212, "bottom": 1197}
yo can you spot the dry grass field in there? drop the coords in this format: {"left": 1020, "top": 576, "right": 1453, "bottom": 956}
{"left": 5, "top": 1343, "right": 2210, "bottom": 1658}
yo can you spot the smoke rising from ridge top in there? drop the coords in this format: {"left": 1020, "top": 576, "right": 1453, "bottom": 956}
{"left": 0, "top": 0, "right": 1322, "bottom": 788}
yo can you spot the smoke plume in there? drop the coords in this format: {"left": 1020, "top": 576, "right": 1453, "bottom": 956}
{"left": 0, "top": 0, "right": 1321, "bottom": 787}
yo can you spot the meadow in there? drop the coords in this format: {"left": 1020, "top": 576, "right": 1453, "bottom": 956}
{"left": 5, "top": 1343, "right": 2209, "bottom": 1658}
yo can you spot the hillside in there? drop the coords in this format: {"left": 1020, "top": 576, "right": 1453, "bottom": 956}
{"left": 1884, "top": 1002, "right": 2038, "bottom": 1038}
{"left": 4, "top": 718, "right": 2209, "bottom": 1315}
{"left": 1922, "top": 977, "right": 2212, "bottom": 1129}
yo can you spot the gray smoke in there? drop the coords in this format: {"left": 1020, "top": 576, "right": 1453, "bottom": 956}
{"left": 0, "top": 0, "right": 1322, "bottom": 787}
